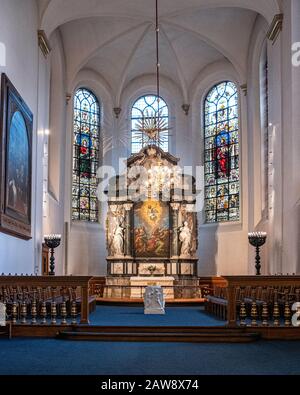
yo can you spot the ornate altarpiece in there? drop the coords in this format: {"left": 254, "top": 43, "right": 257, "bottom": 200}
{"left": 106, "top": 145, "right": 198, "bottom": 279}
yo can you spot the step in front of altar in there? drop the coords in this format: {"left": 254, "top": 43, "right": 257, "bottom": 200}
{"left": 130, "top": 276, "right": 175, "bottom": 300}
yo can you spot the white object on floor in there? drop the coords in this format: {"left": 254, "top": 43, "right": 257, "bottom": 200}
{"left": 144, "top": 286, "right": 165, "bottom": 315}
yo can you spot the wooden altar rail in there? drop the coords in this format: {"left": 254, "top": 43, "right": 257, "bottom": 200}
{"left": 220, "top": 276, "right": 300, "bottom": 328}
{"left": 0, "top": 276, "right": 93, "bottom": 325}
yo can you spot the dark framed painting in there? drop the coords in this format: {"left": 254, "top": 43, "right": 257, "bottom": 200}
{"left": 0, "top": 73, "right": 33, "bottom": 239}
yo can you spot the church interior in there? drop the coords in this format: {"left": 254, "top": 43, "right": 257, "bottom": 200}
{"left": 1, "top": 0, "right": 300, "bottom": 377}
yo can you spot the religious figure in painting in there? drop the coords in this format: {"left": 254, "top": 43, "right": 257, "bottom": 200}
{"left": 7, "top": 112, "right": 29, "bottom": 217}
{"left": 134, "top": 200, "right": 169, "bottom": 258}
{"left": 215, "top": 131, "right": 230, "bottom": 180}
{"left": 179, "top": 221, "right": 192, "bottom": 256}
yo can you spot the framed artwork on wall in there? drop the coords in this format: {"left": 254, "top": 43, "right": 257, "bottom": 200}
{"left": 0, "top": 73, "right": 33, "bottom": 239}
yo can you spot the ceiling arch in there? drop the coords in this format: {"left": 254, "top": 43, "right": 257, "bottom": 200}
{"left": 43, "top": 1, "right": 279, "bottom": 104}
{"left": 40, "top": 0, "right": 280, "bottom": 37}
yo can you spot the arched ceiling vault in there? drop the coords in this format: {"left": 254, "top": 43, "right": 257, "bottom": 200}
{"left": 39, "top": 0, "right": 281, "bottom": 104}
{"left": 40, "top": 0, "right": 280, "bottom": 36}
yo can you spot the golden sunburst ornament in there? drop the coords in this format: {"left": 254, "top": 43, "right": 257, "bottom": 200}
{"left": 132, "top": 0, "right": 172, "bottom": 148}
{"left": 135, "top": 109, "right": 169, "bottom": 145}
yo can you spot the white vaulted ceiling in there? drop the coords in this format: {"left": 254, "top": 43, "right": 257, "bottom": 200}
{"left": 37, "top": 0, "right": 280, "bottom": 102}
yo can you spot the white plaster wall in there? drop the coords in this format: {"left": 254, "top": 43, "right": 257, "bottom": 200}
{"left": 246, "top": 16, "right": 270, "bottom": 274}
{"left": 43, "top": 29, "right": 67, "bottom": 275}
{"left": 0, "top": 0, "right": 49, "bottom": 274}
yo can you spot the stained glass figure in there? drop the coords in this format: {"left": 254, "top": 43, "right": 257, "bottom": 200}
{"left": 72, "top": 88, "right": 100, "bottom": 222}
{"left": 204, "top": 82, "right": 240, "bottom": 223}
{"left": 131, "top": 95, "right": 169, "bottom": 154}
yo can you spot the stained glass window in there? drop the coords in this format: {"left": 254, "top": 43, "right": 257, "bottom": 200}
{"left": 204, "top": 81, "right": 240, "bottom": 223}
{"left": 131, "top": 95, "right": 169, "bottom": 154}
{"left": 72, "top": 88, "right": 100, "bottom": 222}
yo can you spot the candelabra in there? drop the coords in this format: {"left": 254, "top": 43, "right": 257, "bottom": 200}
{"left": 44, "top": 234, "right": 61, "bottom": 276}
{"left": 248, "top": 232, "right": 267, "bottom": 276}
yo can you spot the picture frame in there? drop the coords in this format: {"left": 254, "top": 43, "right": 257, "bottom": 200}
{"left": 0, "top": 73, "right": 33, "bottom": 239}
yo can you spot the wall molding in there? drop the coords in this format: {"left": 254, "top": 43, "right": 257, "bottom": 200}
{"left": 267, "top": 14, "right": 283, "bottom": 45}
{"left": 38, "top": 30, "right": 51, "bottom": 57}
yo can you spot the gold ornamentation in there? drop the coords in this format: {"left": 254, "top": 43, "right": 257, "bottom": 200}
{"left": 38, "top": 30, "right": 51, "bottom": 57}
{"left": 262, "top": 301, "right": 269, "bottom": 326}
{"left": 273, "top": 289, "right": 280, "bottom": 326}
{"left": 284, "top": 291, "right": 291, "bottom": 327}
{"left": 21, "top": 300, "right": 27, "bottom": 324}
{"left": 239, "top": 289, "right": 247, "bottom": 327}
{"left": 61, "top": 295, "right": 67, "bottom": 325}
{"left": 41, "top": 301, "right": 47, "bottom": 325}
{"left": 267, "top": 14, "right": 283, "bottom": 44}
{"left": 135, "top": 109, "right": 169, "bottom": 145}
{"left": 71, "top": 288, "right": 77, "bottom": 325}
{"left": 250, "top": 289, "right": 258, "bottom": 327}
{"left": 31, "top": 289, "right": 37, "bottom": 325}
{"left": 12, "top": 289, "right": 17, "bottom": 325}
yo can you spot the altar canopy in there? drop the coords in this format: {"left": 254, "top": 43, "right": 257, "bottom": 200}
{"left": 106, "top": 145, "right": 198, "bottom": 278}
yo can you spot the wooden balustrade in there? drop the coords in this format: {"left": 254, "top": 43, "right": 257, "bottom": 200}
{"left": 0, "top": 276, "right": 93, "bottom": 325}
{"left": 211, "top": 276, "right": 300, "bottom": 328}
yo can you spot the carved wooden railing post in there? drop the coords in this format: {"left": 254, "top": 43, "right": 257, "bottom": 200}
{"left": 71, "top": 288, "right": 77, "bottom": 325}
{"left": 239, "top": 288, "right": 247, "bottom": 326}
{"left": 51, "top": 287, "right": 57, "bottom": 325}
{"left": 226, "top": 283, "right": 237, "bottom": 327}
{"left": 250, "top": 288, "right": 258, "bottom": 327}
{"left": 12, "top": 288, "right": 17, "bottom": 325}
{"left": 80, "top": 285, "right": 89, "bottom": 324}
{"left": 40, "top": 288, "right": 47, "bottom": 325}
{"left": 31, "top": 288, "right": 37, "bottom": 325}
{"left": 273, "top": 288, "right": 280, "bottom": 327}
{"left": 284, "top": 289, "right": 291, "bottom": 327}
{"left": 61, "top": 288, "right": 67, "bottom": 325}
{"left": 261, "top": 288, "right": 269, "bottom": 327}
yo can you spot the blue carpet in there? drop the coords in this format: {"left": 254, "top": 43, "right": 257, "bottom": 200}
{"left": 89, "top": 306, "right": 225, "bottom": 326}
{"left": 0, "top": 338, "right": 300, "bottom": 375}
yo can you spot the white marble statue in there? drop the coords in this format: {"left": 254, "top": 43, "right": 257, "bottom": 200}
{"left": 112, "top": 223, "right": 124, "bottom": 256}
{"left": 179, "top": 221, "right": 192, "bottom": 257}
{"left": 144, "top": 286, "right": 165, "bottom": 315}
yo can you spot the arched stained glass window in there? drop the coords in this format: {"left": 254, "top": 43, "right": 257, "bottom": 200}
{"left": 204, "top": 81, "right": 240, "bottom": 223}
{"left": 131, "top": 95, "right": 169, "bottom": 154}
{"left": 72, "top": 88, "right": 100, "bottom": 222}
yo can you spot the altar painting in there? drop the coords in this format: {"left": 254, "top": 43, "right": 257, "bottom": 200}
{"left": 134, "top": 200, "right": 169, "bottom": 257}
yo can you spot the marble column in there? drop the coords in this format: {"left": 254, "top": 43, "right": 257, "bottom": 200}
{"left": 170, "top": 203, "right": 180, "bottom": 257}
{"left": 124, "top": 203, "right": 133, "bottom": 257}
